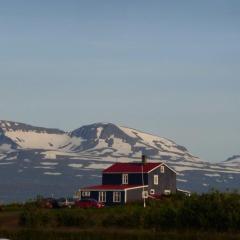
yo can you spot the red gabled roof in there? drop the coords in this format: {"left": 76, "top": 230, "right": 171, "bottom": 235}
{"left": 82, "top": 184, "right": 148, "bottom": 190}
{"left": 103, "top": 162, "right": 162, "bottom": 173}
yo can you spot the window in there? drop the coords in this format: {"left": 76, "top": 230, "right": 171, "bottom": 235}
{"left": 82, "top": 191, "right": 90, "bottom": 197}
{"left": 164, "top": 189, "right": 171, "bottom": 195}
{"left": 122, "top": 174, "right": 128, "bottom": 184}
{"left": 99, "top": 191, "right": 106, "bottom": 202}
{"left": 154, "top": 175, "right": 158, "bottom": 185}
{"left": 160, "top": 165, "right": 165, "bottom": 173}
{"left": 113, "top": 192, "right": 121, "bottom": 202}
{"left": 150, "top": 189, "right": 155, "bottom": 195}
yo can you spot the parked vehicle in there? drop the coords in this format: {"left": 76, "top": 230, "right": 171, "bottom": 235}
{"left": 40, "top": 198, "right": 59, "bottom": 209}
{"left": 57, "top": 197, "right": 75, "bottom": 208}
{"left": 75, "top": 198, "right": 104, "bottom": 208}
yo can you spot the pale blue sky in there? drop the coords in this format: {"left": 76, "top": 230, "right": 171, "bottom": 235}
{"left": 0, "top": 0, "right": 239, "bottom": 162}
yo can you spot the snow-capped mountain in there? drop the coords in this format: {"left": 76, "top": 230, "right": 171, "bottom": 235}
{"left": 0, "top": 120, "right": 239, "bottom": 203}
{"left": 0, "top": 127, "right": 18, "bottom": 153}
{"left": 220, "top": 155, "right": 240, "bottom": 168}
{"left": 69, "top": 123, "right": 196, "bottom": 159}
{"left": 0, "top": 120, "right": 69, "bottom": 150}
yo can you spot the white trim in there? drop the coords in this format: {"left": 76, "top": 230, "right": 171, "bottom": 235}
{"left": 147, "top": 164, "right": 162, "bottom": 173}
{"left": 161, "top": 163, "right": 178, "bottom": 174}
{"left": 124, "top": 189, "right": 127, "bottom": 203}
{"left": 122, "top": 173, "right": 128, "bottom": 184}
{"left": 149, "top": 163, "right": 178, "bottom": 174}
{"left": 125, "top": 185, "right": 148, "bottom": 191}
{"left": 98, "top": 191, "right": 106, "bottom": 202}
{"left": 113, "top": 191, "right": 121, "bottom": 202}
{"left": 83, "top": 185, "right": 149, "bottom": 192}
{"left": 177, "top": 188, "right": 191, "bottom": 196}
{"left": 154, "top": 175, "right": 158, "bottom": 185}
{"left": 103, "top": 163, "right": 177, "bottom": 174}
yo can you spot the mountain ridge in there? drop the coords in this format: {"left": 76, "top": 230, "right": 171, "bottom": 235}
{"left": 0, "top": 120, "right": 239, "bottom": 202}
{"left": 0, "top": 120, "right": 65, "bottom": 134}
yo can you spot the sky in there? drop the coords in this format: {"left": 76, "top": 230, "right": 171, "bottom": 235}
{"left": 0, "top": 0, "right": 239, "bottom": 162}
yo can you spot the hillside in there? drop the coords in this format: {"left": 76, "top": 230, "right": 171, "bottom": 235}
{"left": 0, "top": 120, "right": 239, "bottom": 202}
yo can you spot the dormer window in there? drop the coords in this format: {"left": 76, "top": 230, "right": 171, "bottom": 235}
{"left": 122, "top": 174, "right": 128, "bottom": 184}
{"left": 160, "top": 165, "right": 165, "bottom": 173}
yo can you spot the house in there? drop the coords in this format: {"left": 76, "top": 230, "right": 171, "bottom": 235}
{"left": 78, "top": 156, "right": 177, "bottom": 205}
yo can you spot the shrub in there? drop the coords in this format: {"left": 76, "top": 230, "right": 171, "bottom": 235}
{"left": 144, "top": 205, "right": 177, "bottom": 230}
{"left": 56, "top": 209, "right": 94, "bottom": 228}
{"left": 19, "top": 209, "right": 52, "bottom": 227}
{"left": 102, "top": 207, "right": 143, "bottom": 228}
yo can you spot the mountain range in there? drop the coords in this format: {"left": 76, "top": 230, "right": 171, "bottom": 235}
{"left": 0, "top": 120, "right": 239, "bottom": 203}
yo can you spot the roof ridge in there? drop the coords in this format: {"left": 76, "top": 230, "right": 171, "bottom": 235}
{"left": 103, "top": 161, "right": 163, "bottom": 173}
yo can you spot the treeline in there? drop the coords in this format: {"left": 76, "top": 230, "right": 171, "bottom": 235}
{"left": 19, "top": 191, "right": 240, "bottom": 232}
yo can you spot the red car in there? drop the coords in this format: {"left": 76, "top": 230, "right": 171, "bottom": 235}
{"left": 75, "top": 198, "right": 105, "bottom": 208}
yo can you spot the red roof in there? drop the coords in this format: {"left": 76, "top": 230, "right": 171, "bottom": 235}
{"left": 103, "top": 162, "right": 162, "bottom": 173}
{"left": 82, "top": 184, "right": 148, "bottom": 190}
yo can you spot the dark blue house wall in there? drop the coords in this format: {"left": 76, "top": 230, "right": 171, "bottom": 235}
{"left": 81, "top": 190, "right": 125, "bottom": 205}
{"left": 102, "top": 173, "right": 148, "bottom": 185}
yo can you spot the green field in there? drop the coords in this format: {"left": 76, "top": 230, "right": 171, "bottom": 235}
{"left": 0, "top": 192, "right": 240, "bottom": 240}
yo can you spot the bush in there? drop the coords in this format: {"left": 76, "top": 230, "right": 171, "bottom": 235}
{"left": 102, "top": 207, "right": 143, "bottom": 228}
{"left": 17, "top": 192, "right": 240, "bottom": 232}
{"left": 56, "top": 210, "right": 92, "bottom": 227}
{"left": 144, "top": 205, "right": 177, "bottom": 230}
{"left": 19, "top": 209, "right": 52, "bottom": 227}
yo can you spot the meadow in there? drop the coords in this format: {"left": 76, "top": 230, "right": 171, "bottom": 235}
{"left": 0, "top": 191, "right": 240, "bottom": 240}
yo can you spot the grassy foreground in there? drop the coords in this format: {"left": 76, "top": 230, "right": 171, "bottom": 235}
{"left": 0, "top": 192, "right": 240, "bottom": 240}
{"left": 0, "top": 229, "right": 240, "bottom": 240}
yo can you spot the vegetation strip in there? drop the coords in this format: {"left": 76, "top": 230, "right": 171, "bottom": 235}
{"left": 0, "top": 192, "right": 240, "bottom": 239}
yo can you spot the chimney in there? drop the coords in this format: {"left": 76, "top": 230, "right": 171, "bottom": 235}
{"left": 142, "top": 154, "right": 147, "bottom": 164}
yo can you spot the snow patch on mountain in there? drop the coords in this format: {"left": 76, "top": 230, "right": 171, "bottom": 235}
{"left": 0, "top": 144, "right": 13, "bottom": 152}
{"left": 44, "top": 172, "right": 62, "bottom": 176}
{"left": 5, "top": 130, "right": 71, "bottom": 150}
{"left": 68, "top": 163, "right": 83, "bottom": 168}
{"left": 0, "top": 120, "right": 240, "bottom": 202}
{"left": 0, "top": 162, "right": 14, "bottom": 165}
{"left": 0, "top": 127, "right": 18, "bottom": 153}
{"left": 41, "top": 162, "right": 59, "bottom": 166}
{"left": 220, "top": 155, "right": 240, "bottom": 167}
{"left": 87, "top": 163, "right": 112, "bottom": 169}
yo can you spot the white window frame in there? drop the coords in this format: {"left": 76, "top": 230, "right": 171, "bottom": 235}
{"left": 113, "top": 192, "right": 121, "bottom": 203}
{"left": 82, "top": 191, "right": 90, "bottom": 197}
{"left": 99, "top": 191, "right": 106, "bottom": 202}
{"left": 150, "top": 189, "right": 155, "bottom": 195}
{"left": 160, "top": 165, "right": 165, "bottom": 173}
{"left": 122, "top": 174, "right": 128, "bottom": 184}
{"left": 154, "top": 175, "right": 158, "bottom": 185}
{"left": 164, "top": 189, "right": 171, "bottom": 195}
